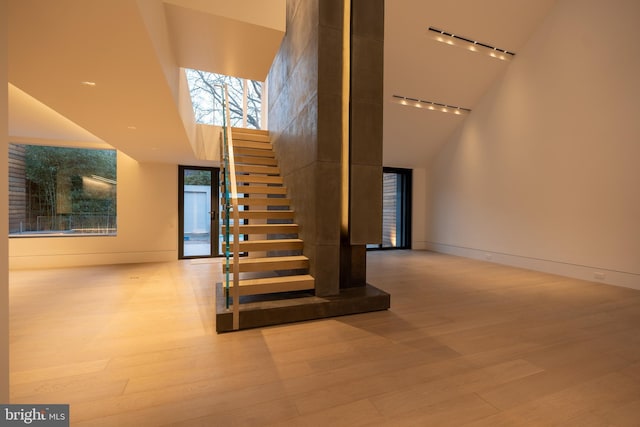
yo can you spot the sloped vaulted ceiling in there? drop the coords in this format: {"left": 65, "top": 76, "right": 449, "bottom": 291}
{"left": 384, "top": 0, "right": 557, "bottom": 168}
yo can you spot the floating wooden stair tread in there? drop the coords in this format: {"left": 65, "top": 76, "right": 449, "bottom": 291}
{"left": 239, "top": 238, "right": 303, "bottom": 252}
{"left": 232, "top": 133, "right": 271, "bottom": 143}
{"left": 231, "top": 127, "right": 268, "bottom": 134}
{"left": 236, "top": 185, "right": 287, "bottom": 195}
{"left": 235, "top": 175, "right": 283, "bottom": 184}
{"left": 234, "top": 197, "right": 290, "bottom": 207}
{"left": 222, "top": 210, "right": 293, "bottom": 220}
{"left": 235, "top": 165, "right": 280, "bottom": 175}
{"left": 225, "top": 210, "right": 294, "bottom": 220}
{"left": 233, "top": 140, "right": 274, "bottom": 150}
{"left": 222, "top": 224, "right": 299, "bottom": 234}
{"left": 234, "top": 156, "right": 278, "bottom": 166}
{"left": 233, "top": 136, "right": 271, "bottom": 144}
{"left": 223, "top": 255, "right": 309, "bottom": 273}
{"left": 233, "top": 148, "right": 276, "bottom": 158}
{"left": 227, "top": 275, "right": 314, "bottom": 296}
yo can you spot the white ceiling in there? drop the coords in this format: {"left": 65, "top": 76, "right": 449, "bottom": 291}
{"left": 164, "top": 0, "right": 285, "bottom": 81}
{"left": 8, "top": 0, "right": 557, "bottom": 167}
{"left": 7, "top": 0, "right": 285, "bottom": 164}
{"left": 8, "top": 0, "right": 196, "bottom": 163}
{"left": 8, "top": 84, "right": 104, "bottom": 145}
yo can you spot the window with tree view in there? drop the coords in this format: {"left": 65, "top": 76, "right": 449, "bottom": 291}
{"left": 185, "top": 69, "right": 263, "bottom": 129}
{"left": 9, "top": 144, "right": 117, "bottom": 236}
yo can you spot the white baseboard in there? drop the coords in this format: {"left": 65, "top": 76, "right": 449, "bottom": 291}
{"left": 412, "top": 240, "right": 430, "bottom": 250}
{"left": 425, "top": 242, "right": 640, "bottom": 291}
{"left": 9, "top": 251, "right": 177, "bottom": 270}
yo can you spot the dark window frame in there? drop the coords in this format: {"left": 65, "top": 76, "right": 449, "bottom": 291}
{"left": 178, "top": 165, "right": 220, "bottom": 259}
{"left": 367, "top": 167, "right": 412, "bottom": 250}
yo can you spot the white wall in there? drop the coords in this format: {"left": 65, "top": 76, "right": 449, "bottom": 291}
{"left": 1, "top": 0, "right": 11, "bottom": 402}
{"left": 411, "top": 167, "right": 429, "bottom": 250}
{"left": 9, "top": 152, "right": 178, "bottom": 269}
{"left": 428, "top": 0, "right": 640, "bottom": 289}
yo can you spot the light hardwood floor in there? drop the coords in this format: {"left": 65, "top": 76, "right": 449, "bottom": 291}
{"left": 9, "top": 251, "right": 640, "bottom": 426}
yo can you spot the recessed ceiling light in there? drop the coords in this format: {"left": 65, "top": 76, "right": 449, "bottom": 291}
{"left": 81, "top": 81, "right": 96, "bottom": 86}
{"left": 127, "top": 126, "right": 137, "bottom": 130}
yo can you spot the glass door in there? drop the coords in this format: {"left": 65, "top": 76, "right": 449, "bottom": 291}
{"left": 178, "top": 166, "right": 220, "bottom": 258}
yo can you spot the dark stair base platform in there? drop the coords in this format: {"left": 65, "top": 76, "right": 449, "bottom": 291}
{"left": 215, "top": 283, "right": 390, "bottom": 333}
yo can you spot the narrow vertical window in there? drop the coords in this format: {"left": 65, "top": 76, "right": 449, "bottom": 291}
{"left": 368, "top": 167, "right": 412, "bottom": 250}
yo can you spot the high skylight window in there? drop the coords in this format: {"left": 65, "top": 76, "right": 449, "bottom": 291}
{"left": 185, "top": 69, "right": 264, "bottom": 130}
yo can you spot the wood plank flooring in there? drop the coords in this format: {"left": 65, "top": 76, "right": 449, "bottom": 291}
{"left": 9, "top": 251, "right": 640, "bottom": 426}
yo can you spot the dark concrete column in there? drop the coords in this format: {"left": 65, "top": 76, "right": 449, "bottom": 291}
{"left": 349, "top": 0, "right": 383, "bottom": 246}
{"left": 268, "top": 0, "right": 383, "bottom": 295}
{"left": 340, "top": 0, "right": 384, "bottom": 289}
{"left": 269, "top": 0, "right": 342, "bottom": 297}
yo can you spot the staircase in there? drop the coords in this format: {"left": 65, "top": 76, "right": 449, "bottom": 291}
{"left": 221, "top": 128, "right": 315, "bottom": 299}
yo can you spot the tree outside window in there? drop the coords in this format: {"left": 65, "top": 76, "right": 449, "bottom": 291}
{"left": 185, "top": 69, "right": 263, "bottom": 130}
{"left": 9, "top": 144, "right": 117, "bottom": 236}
